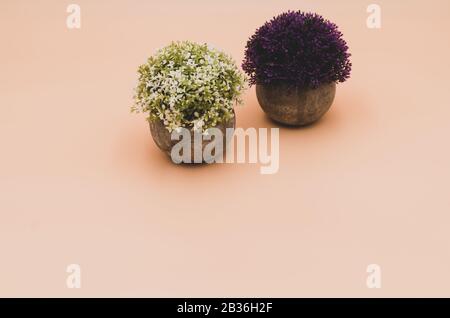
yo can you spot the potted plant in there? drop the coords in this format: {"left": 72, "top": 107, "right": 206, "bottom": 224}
{"left": 242, "top": 11, "right": 352, "bottom": 126}
{"left": 133, "top": 41, "right": 246, "bottom": 163}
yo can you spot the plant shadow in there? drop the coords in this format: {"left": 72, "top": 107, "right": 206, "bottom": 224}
{"left": 242, "top": 85, "right": 368, "bottom": 133}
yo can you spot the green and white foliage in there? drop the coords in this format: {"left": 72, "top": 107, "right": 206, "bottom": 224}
{"left": 133, "top": 41, "right": 247, "bottom": 133}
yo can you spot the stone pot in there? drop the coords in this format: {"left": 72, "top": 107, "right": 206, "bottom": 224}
{"left": 256, "top": 82, "right": 336, "bottom": 126}
{"left": 149, "top": 112, "right": 236, "bottom": 163}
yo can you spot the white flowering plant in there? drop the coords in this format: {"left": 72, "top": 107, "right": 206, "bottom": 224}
{"left": 132, "top": 41, "right": 247, "bottom": 133}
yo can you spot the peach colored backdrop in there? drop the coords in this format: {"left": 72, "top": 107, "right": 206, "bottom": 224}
{"left": 1, "top": 0, "right": 450, "bottom": 297}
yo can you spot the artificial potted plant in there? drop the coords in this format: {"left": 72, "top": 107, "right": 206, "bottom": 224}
{"left": 133, "top": 41, "right": 246, "bottom": 162}
{"left": 242, "top": 11, "right": 352, "bottom": 126}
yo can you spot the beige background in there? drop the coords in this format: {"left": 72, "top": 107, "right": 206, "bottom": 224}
{"left": 1, "top": 0, "right": 450, "bottom": 297}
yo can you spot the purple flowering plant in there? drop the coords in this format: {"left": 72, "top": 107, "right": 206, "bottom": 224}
{"left": 242, "top": 11, "right": 352, "bottom": 89}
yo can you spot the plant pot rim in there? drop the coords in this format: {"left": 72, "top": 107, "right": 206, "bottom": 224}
{"left": 147, "top": 112, "right": 236, "bottom": 133}
{"left": 256, "top": 81, "right": 337, "bottom": 89}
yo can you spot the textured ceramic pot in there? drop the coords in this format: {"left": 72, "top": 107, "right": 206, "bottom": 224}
{"left": 256, "top": 82, "right": 336, "bottom": 126}
{"left": 149, "top": 111, "right": 235, "bottom": 163}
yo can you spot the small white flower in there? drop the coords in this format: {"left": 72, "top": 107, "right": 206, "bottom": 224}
{"left": 187, "top": 58, "right": 195, "bottom": 67}
{"left": 192, "top": 119, "right": 204, "bottom": 131}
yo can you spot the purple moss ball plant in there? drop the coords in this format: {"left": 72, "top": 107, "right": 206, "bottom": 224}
{"left": 242, "top": 11, "right": 352, "bottom": 126}
{"left": 242, "top": 11, "right": 352, "bottom": 89}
